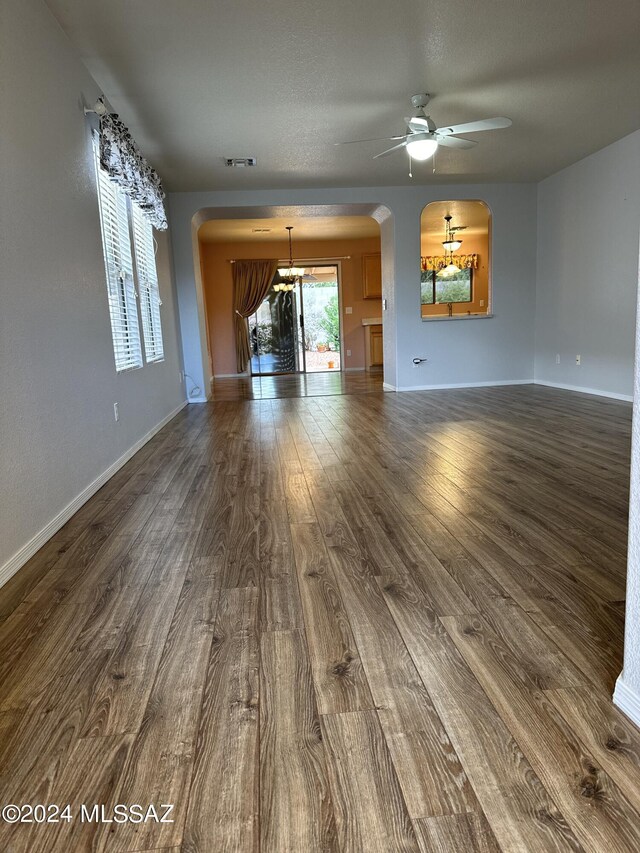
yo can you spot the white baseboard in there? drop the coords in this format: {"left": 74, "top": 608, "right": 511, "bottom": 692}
{"left": 395, "top": 379, "right": 533, "bottom": 392}
{"left": 533, "top": 379, "right": 633, "bottom": 402}
{"left": 375, "top": 377, "right": 630, "bottom": 400}
{"left": 0, "top": 400, "right": 188, "bottom": 591}
{"left": 187, "top": 396, "right": 209, "bottom": 403}
{"left": 614, "top": 676, "right": 640, "bottom": 729}
{"left": 213, "top": 373, "right": 247, "bottom": 378}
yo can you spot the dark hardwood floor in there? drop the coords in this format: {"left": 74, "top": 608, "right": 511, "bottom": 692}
{"left": 211, "top": 368, "right": 384, "bottom": 400}
{"left": 0, "top": 383, "right": 637, "bottom": 852}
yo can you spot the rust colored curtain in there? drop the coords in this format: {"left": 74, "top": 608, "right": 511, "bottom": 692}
{"left": 233, "top": 259, "right": 279, "bottom": 373}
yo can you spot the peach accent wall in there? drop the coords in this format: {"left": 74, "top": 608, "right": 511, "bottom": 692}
{"left": 420, "top": 230, "right": 490, "bottom": 318}
{"left": 199, "top": 235, "right": 382, "bottom": 376}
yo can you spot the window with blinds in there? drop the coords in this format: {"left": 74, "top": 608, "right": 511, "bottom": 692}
{"left": 94, "top": 144, "right": 143, "bottom": 372}
{"left": 131, "top": 204, "right": 164, "bottom": 363}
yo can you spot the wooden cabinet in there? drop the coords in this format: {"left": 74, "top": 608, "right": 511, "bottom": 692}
{"left": 365, "top": 324, "right": 383, "bottom": 370}
{"left": 370, "top": 326, "right": 383, "bottom": 366}
{"left": 362, "top": 253, "right": 382, "bottom": 299}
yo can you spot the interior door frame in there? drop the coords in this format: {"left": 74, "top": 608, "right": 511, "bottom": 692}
{"left": 295, "top": 277, "right": 307, "bottom": 374}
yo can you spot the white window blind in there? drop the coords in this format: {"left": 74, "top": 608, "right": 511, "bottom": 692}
{"left": 93, "top": 142, "right": 143, "bottom": 372}
{"left": 132, "top": 204, "right": 164, "bottom": 363}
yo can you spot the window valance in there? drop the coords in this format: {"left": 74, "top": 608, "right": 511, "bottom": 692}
{"left": 96, "top": 99, "right": 168, "bottom": 231}
{"left": 421, "top": 254, "right": 479, "bottom": 272}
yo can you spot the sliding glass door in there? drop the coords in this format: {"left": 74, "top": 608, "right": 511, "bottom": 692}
{"left": 248, "top": 265, "right": 341, "bottom": 376}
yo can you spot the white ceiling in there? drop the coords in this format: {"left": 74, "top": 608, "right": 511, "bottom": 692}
{"left": 46, "top": 0, "right": 640, "bottom": 191}
{"left": 198, "top": 215, "right": 380, "bottom": 243}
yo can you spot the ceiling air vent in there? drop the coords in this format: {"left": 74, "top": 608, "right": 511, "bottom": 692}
{"left": 225, "top": 158, "right": 257, "bottom": 167}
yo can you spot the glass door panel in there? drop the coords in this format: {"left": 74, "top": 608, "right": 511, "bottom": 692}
{"left": 249, "top": 283, "right": 301, "bottom": 376}
{"left": 301, "top": 266, "right": 341, "bottom": 372}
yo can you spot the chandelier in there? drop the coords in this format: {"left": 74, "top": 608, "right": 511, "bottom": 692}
{"left": 274, "top": 226, "right": 305, "bottom": 292}
{"left": 437, "top": 215, "right": 462, "bottom": 278}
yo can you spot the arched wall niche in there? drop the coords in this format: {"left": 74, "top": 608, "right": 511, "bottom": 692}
{"left": 420, "top": 199, "right": 492, "bottom": 319}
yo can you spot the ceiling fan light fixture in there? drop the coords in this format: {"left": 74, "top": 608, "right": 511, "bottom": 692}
{"left": 406, "top": 135, "right": 438, "bottom": 161}
{"left": 338, "top": 96, "right": 511, "bottom": 166}
{"left": 442, "top": 239, "right": 462, "bottom": 251}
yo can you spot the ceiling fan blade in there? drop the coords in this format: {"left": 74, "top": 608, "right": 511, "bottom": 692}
{"left": 436, "top": 135, "right": 478, "bottom": 149}
{"left": 437, "top": 117, "right": 512, "bottom": 136}
{"left": 335, "top": 135, "right": 406, "bottom": 145}
{"left": 373, "top": 140, "right": 408, "bottom": 159}
{"left": 405, "top": 116, "right": 436, "bottom": 133}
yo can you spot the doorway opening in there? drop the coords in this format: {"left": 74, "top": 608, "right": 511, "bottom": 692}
{"left": 193, "top": 206, "right": 390, "bottom": 394}
{"left": 249, "top": 265, "right": 341, "bottom": 376}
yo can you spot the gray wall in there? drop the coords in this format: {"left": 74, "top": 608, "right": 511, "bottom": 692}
{"left": 615, "top": 244, "right": 640, "bottom": 725}
{"left": 535, "top": 130, "right": 640, "bottom": 399}
{"left": 168, "top": 183, "right": 537, "bottom": 396}
{"left": 0, "top": 0, "right": 186, "bottom": 579}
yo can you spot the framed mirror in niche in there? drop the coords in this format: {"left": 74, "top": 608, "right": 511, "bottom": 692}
{"left": 420, "top": 200, "right": 491, "bottom": 319}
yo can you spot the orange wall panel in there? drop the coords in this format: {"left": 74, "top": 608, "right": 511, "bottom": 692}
{"left": 199, "top": 235, "right": 382, "bottom": 376}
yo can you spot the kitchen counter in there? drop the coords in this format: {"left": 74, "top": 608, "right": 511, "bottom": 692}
{"left": 421, "top": 313, "right": 494, "bottom": 322}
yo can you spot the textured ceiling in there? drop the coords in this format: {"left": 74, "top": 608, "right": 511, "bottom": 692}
{"left": 46, "top": 0, "right": 640, "bottom": 190}
{"left": 421, "top": 200, "right": 490, "bottom": 237}
{"left": 198, "top": 215, "right": 380, "bottom": 243}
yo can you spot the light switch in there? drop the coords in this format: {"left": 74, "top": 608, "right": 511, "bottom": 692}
{"left": 345, "top": 307, "right": 353, "bottom": 314}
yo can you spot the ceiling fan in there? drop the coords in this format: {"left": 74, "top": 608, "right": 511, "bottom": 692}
{"left": 337, "top": 94, "right": 512, "bottom": 162}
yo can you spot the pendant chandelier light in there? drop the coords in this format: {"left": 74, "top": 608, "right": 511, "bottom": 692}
{"left": 274, "top": 226, "right": 305, "bottom": 291}
{"left": 437, "top": 215, "right": 462, "bottom": 278}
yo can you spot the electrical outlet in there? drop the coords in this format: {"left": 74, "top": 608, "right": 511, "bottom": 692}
{"left": 556, "top": 353, "right": 560, "bottom": 364}
{"left": 576, "top": 354, "right": 581, "bottom": 365}
{"left": 346, "top": 349, "right": 351, "bottom": 357}
{"left": 345, "top": 307, "right": 353, "bottom": 315}
{"left": 113, "top": 402, "right": 120, "bottom": 422}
